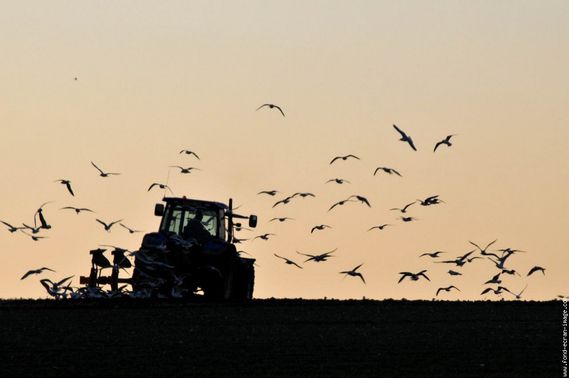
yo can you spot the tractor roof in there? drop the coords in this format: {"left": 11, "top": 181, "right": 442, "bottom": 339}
{"left": 163, "top": 197, "right": 229, "bottom": 211}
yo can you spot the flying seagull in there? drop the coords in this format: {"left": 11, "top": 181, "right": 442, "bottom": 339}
{"left": 148, "top": 183, "right": 173, "bottom": 194}
{"left": 273, "top": 196, "right": 294, "bottom": 208}
{"left": 179, "top": 150, "right": 200, "bottom": 159}
{"left": 374, "top": 167, "right": 401, "bottom": 177}
{"left": 527, "top": 266, "right": 545, "bottom": 277}
{"left": 348, "top": 195, "right": 371, "bottom": 208}
{"left": 328, "top": 198, "right": 356, "bottom": 212}
{"left": 21, "top": 267, "right": 55, "bottom": 280}
{"left": 401, "top": 216, "right": 418, "bottom": 223}
{"left": 34, "top": 203, "right": 52, "bottom": 230}
{"left": 417, "top": 195, "right": 444, "bottom": 206}
{"left": 311, "top": 224, "right": 331, "bottom": 233}
{"left": 419, "top": 251, "right": 445, "bottom": 258}
{"left": 469, "top": 240, "right": 500, "bottom": 259}
{"left": 253, "top": 233, "right": 275, "bottom": 241}
{"left": 502, "top": 284, "right": 528, "bottom": 300}
{"left": 91, "top": 161, "right": 120, "bottom": 177}
{"left": 96, "top": 219, "right": 123, "bottom": 232}
{"left": 120, "top": 223, "right": 142, "bottom": 234}
{"left": 296, "top": 249, "right": 336, "bottom": 263}
{"left": 258, "top": 190, "right": 280, "bottom": 196}
{"left": 54, "top": 179, "right": 75, "bottom": 196}
{"left": 269, "top": 217, "right": 294, "bottom": 223}
{"left": 368, "top": 224, "right": 392, "bottom": 231}
{"left": 256, "top": 103, "right": 285, "bottom": 117}
{"left": 169, "top": 166, "right": 200, "bottom": 174}
{"left": 1, "top": 220, "right": 24, "bottom": 233}
{"left": 340, "top": 264, "right": 366, "bottom": 283}
{"left": 393, "top": 124, "right": 417, "bottom": 151}
{"left": 434, "top": 135, "right": 456, "bottom": 152}
{"left": 291, "top": 192, "right": 316, "bottom": 198}
{"left": 21, "top": 231, "right": 47, "bottom": 241}
{"left": 274, "top": 254, "right": 302, "bottom": 269}
{"left": 390, "top": 202, "right": 415, "bottom": 213}
{"left": 436, "top": 285, "right": 460, "bottom": 296}
{"left": 398, "top": 270, "right": 430, "bottom": 283}
{"left": 330, "top": 155, "right": 360, "bottom": 165}
{"left": 60, "top": 206, "right": 94, "bottom": 215}
{"left": 448, "top": 270, "right": 462, "bottom": 276}
{"left": 326, "top": 178, "right": 350, "bottom": 185}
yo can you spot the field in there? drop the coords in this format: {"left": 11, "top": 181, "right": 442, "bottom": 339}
{"left": 0, "top": 299, "right": 560, "bottom": 377}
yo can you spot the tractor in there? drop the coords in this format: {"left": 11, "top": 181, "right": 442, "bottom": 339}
{"left": 80, "top": 197, "right": 258, "bottom": 300}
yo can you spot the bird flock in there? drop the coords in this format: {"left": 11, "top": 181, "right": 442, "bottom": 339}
{"left": 1, "top": 103, "right": 553, "bottom": 300}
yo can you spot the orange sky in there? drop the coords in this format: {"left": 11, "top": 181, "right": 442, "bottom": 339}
{"left": 0, "top": 1, "right": 568, "bottom": 300}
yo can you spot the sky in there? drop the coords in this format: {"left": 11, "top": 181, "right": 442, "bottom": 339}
{"left": 0, "top": 1, "right": 568, "bottom": 300}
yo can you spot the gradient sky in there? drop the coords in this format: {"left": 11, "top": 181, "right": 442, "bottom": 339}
{"left": 1, "top": 1, "right": 568, "bottom": 300}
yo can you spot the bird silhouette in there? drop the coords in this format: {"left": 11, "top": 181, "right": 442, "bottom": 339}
{"left": 480, "top": 287, "right": 508, "bottom": 296}
{"left": 54, "top": 179, "right": 75, "bottom": 196}
{"left": 1, "top": 220, "right": 24, "bottom": 233}
{"left": 527, "top": 266, "right": 545, "bottom": 277}
{"left": 256, "top": 103, "right": 285, "bottom": 117}
{"left": 420, "top": 251, "right": 445, "bottom": 258}
{"left": 148, "top": 183, "right": 173, "bottom": 194}
{"left": 401, "top": 216, "right": 418, "bottom": 223}
{"left": 274, "top": 254, "right": 302, "bottom": 269}
{"left": 120, "top": 223, "right": 142, "bottom": 233}
{"left": 434, "top": 135, "right": 456, "bottom": 152}
{"left": 373, "top": 167, "right": 402, "bottom": 176}
{"left": 330, "top": 155, "right": 360, "bottom": 165}
{"left": 60, "top": 206, "right": 94, "bottom": 215}
{"left": 291, "top": 192, "right": 316, "bottom": 198}
{"left": 328, "top": 198, "right": 356, "bottom": 212}
{"left": 296, "top": 249, "right": 337, "bottom": 263}
{"left": 348, "top": 195, "right": 371, "bottom": 207}
{"left": 390, "top": 202, "right": 415, "bottom": 213}
{"left": 21, "top": 267, "right": 55, "bottom": 280}
{"left": 417, "top": 195, "right": 444, "bottom": 206}
{"left": 21, "top": 231, "right": 47, "bottom": 241}
{"left": 269, "top": 217, "right": 294, "bottom": 223}
{"left": 368, "top": 224, "right": 392, "bottom": 231}
{"left": 484, "top": 273, "right": 502, "bottom": 285}
{"left": 393, "top": 124, "right": 417, "bottom": 151}
{"left": 398, "top": 270, "right": 430, "bottom": 283}
{"left": 340, "top": 264, "right": 365, "bottom": 283}
{"left": 179, "top": 150, "right": 200, "bottom": 159}
{"left": 169, "top": 166, "right": 200, "bottom": 174}
{"left": 91, "top": 161, "right": 120, "bottom": 177}
{"left": 253, "top": 233, "right": 275, "bottom": 241}
{"left": 311, "top": 224, "right": 331, "bottom": 233}
{"left": 273, "top": 196, "right": 294, "bottom": 208}
{"left": 34, "top": 201, "right": 53, "bottom": 230}
{"left": 448, "top": 270, "right": 462, "bottom": 276}
{"left": 326, "top": 178, "right": 350, "bottom": 185}
{"left": 502, "top": 284, "right": 528, "bottom": 299}
{"left": 469, "top": 239, "right": 499, "bottom": 258}
{"left": 437, "top": 250, "right": 476, "bottom": 267}
{"left": 436, "top": 285, "right": 460, "bottom": 296}
{"left": 22, "top": 224, "right": 42, "bottom": 234}
{"left": 258, "top": 190, "right": 280, "bottom": 196}
{"left": 96, "top": 219, "right": 123, "bottom": 232}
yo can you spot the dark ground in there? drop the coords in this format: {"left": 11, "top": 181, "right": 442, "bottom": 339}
{"left": 0, "top": 299, "right": 561, "bottom": 377}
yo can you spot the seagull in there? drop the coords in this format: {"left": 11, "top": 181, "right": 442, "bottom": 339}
{"left": 348, "top": 195, "right": 371, "bottom": 207}
{"left": 448, "top": 270, "right": 462, "bottom": 276}
{"left": 500, "top": 268, "right": 520, "bottom": 276}
{"left": 91, "top": 161, "right": 120, "bottom": 177}
{"left": 179, "top": 150, "right": 200, "bottom": 159}
{"left": 269, "top": 217, "right": 294, "bottom": 223}
{"left": 258, "top": 190, "right": 280, "bottom": 196}
{"left": 527, "top": 266, "right": 545, "bottom": 277}
{"left": 61, "top": 206, "right": 94, "bottom": 215}
{"left": 21, "top": 267, "right": 55, "bottom": 280}
{"left": 393, "top": 124, "right": 417, "bottom": 151}
{"left": 328, "top": 198, "right": 356, "bottom": 212}
{"left": 373, "top": 167, "right": 402, "bottom": 177}
{"left": 484, "top": 273, "right": 502, "bottom": 285}
{"left": 256, "top": 103, "right": 285, "bottom": 117}
{"left": 368, "top": 224, "right": 392, "bottom": 231}
{"left": 311, "top": 224, "right": 331, "bottom": 233}
{"left": 274, "top": 254, "right": 302, "bottom": 269}
{"left": 326, "top": 178, "right": 350, "bottom": 185}
{"left": 22, "top": 224, "right": 42, "bottom": 234}
{"left": 34, "top": 202, "right": 53, "bottom": 230}
{"left": 437, "top": 250, "right": 476, "bottom": 267}
{"left": 273, "top": 196, "right": 294, "bottom": 208}
{"left": 253, "top": 233, "right": 275, "bottom": 241}
{"left": 148, "top": 183, "right": 173, "bottom": 194}
{"left": 398, "top": 270, "right": 430, "bottom": 283}
{"left": 54, "top": 179, "right": 75, "bottom": 196}
{"left": 419, "top": 251, "right": 445, "bottom": 258}
{"left": 417, "top": 195, "right": 444, "bottom": 206}
{"left": 390, "top": 202, "right": 415, "bottom": 213}
{"left": 296, "top": 249, "right": 337, "bottom": 263}
{"left": 469, "top": 239, "right": 500, "bottom": 259}
{"left": 480, "top": 287, "right": 506, "bottom": 296}
{"left": 96, "top": 218, "right": 123, "bottom": 232}
{"left": 330, "top": 155, "right": 360, "bottom": 165}
{"left": 40, "top": 276, "right": 74, "bottom": 298}
{"left": 120, "top": 223, "right": 142, "bottom": 234}
{"left": 21, "top": 231, "right": 47, "bottom": 241}
{"left": 401, "top": 216, "right": 418, "bottom": 222}
{"left": 340, "top": 264, "right": 365, "bottom": 283}
{"left": 502, "top": 284, "right": 528, "bottom": 300}
{"left": 436, "top": 285, "right": 460, "bottom": 296}
{"left": 434, "top": 135, "right": 456, "bottom": 152}
{"left": 291, "top": 192, "right": 316, "bottom": 198}
{"left": 169, "top": 166, "right": 200, "bottom": 174}
{"left": 0, "top": 220, "right": 24, "bottom": 233}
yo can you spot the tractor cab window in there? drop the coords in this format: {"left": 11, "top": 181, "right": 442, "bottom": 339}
{"left": 181, "top": 209, "right": 218, "bottom": 238}
{"left": 160, "top": 205, "right": 219, "bottom": 239}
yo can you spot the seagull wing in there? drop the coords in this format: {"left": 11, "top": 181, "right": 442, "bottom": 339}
{"left": 275, "top": 105, "right": 286, "bottom": 117}
{"left": 91, "top": 161, "right": 104, "bottom": 174}
{"left": 393, "top": 124, "right": 407, "bottom": 138}
{"left": 434, "top": 141, "right": 444, "bottom": 152}
{"left": 407, "top": 137, "right": 417, "bottom": 151}
{"left": 65, "top": 182, "right": 75, "bottom": 196}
